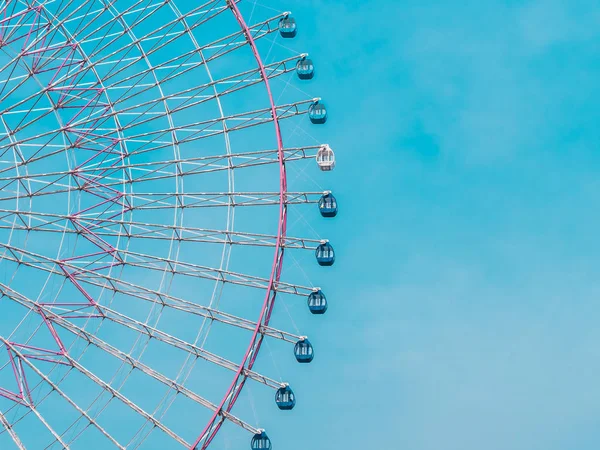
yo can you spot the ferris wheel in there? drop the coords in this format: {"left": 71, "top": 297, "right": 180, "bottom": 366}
{"left": 0, "top": 0, "right": 337, "bottom": 449}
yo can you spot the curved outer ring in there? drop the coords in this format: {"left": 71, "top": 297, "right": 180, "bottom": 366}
{"left": 191, "top": 2, "right": 288, "bottom": 448}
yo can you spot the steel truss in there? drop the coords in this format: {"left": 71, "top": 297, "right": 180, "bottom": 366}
{"left": 0, "top": 1, "right": 333, "bottom": 448}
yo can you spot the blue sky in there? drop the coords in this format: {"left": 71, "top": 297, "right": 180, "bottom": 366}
{"left": 1, "top": 0, "right": 600, "bottom": 449}
{"left": 268, "top": 0, "right": 600, "bottom": 449}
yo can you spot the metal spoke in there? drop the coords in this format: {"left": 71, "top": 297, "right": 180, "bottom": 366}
{"left": 0, "top": 248, "right": 309, "bottom": 340}
{"left": 0, "top": 0, "right": 332, "bottom": 448}
{"left": 0, "top": 410, "right": 26, "bottom": 450}
{"left": 1, "top": 338, "right": 124, "bottom": 449}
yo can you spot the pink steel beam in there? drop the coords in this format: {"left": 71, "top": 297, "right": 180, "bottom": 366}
{"left": 0, "top": 6, "right": 76, "bottom": 403}
{"left": 0, "top": 346, "right": 30, "bottom": 406}
{"left": 0, "top": 5, "right": 125, "bottom": 403}
{"left": 191, "top": 2, "right": 288, "bottom": 448}
{"left": 53, "top": 89, "right": 125, "bottom": 316}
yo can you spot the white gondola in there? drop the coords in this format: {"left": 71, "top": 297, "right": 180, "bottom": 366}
{"left": 316, "top": 144, "right": 335, "bottom": 171}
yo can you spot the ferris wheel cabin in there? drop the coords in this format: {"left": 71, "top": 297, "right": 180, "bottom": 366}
{"left": 296, "top": 58, "right": 315, "bottom": 80}
{"left": 316, "top": 144, "right": 335, "bottom": 171}
{"left": 251, "top": 431, "right": 272, "bottom": 450}
{"left": 315, "top": 242, "right": 335, "bottom": 266}
{"left": 294, "top": 339, "right": 314, "bottom": 363}
{"left": 318, "top": 192, "right": 338, "bottom": 218}
{"left": 279, "top": 16, "right": 297, "bottom": 38}
{"left": 309, "top": 101, "right": 328, "bottom": 124}
{"left": 308, "top": 289, "right": 328, "bottom": 314}
{"left": 275, "top": 385, "right": 296, "bottom": 410}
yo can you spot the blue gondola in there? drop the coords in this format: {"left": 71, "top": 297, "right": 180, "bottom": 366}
{"left": 294, "top": 339, "right": 314, "bottom": 363}
{"left": 315, "top": 242, "right": 335, "bottom": 266}
{"left": 308, "top": 289, "right": 328, "bottom": 314}
{"left": 275, "top": 385, "right": 296, "bottom": 410}
{"left": 296, "top": 58, "right": 314, "bottom": 80}
{"left": 319, "top": 192, "right": 338, "bottom": 218}
{"left": 251, "top": 431, "right": 272, "bottom": 450}
{"left": 279, "top": 16, "right": 297, "bottom": 38}
{"left": 308, "top": 101, "right": 327, "bottom": 124}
